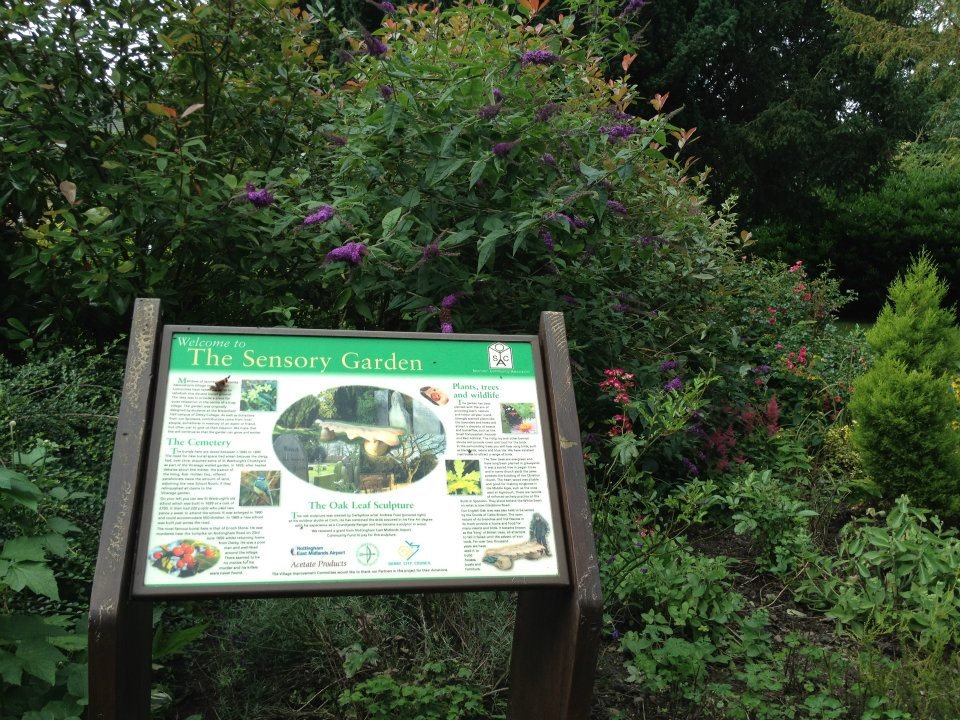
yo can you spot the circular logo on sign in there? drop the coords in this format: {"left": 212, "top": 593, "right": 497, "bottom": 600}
{"left": 356, "top": 543, "right": 379, "bottom": 566}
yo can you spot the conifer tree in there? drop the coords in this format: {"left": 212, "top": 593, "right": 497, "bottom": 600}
{"left": 850, "top": 252, "right": 960, "bottom": 515}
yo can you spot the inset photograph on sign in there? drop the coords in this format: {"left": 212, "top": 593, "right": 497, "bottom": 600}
{"left": 272, "top": 385, "right": 446, "bottom": 494}
{"left": 445, "top": 459, "right": 482, "bottom": 496}
{"left": 499, "top": 402, "right": 537, "bottom": 434}
{"left": 238, "top": 470, "right": 281, "bottom": 507}
{"left": 147, "top": 539, "right": 221, "bottom": 579}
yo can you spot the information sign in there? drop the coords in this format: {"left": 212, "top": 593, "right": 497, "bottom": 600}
{"left": 132, "top": 327, "right": 569, "bottom": 597}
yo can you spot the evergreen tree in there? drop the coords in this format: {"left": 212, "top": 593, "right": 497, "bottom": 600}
{"left": 850, "top": 253, "right": 960, "bottom": 515}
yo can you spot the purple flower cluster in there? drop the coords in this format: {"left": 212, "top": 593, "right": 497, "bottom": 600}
{"left": 605, "top": 106, "right": 634, "bottom": 120}
{"left": 492, "top": 140, "right": 519, "bottom": 158}
{"left": 545, "top": 211, "right": 588, "bottom": 229}
{"left": 478, "top": 103, "right": 501, "bottom": 119}
{"left": 245, "top": 184, "right": 274, "bottom": 208}
{"left": 539, "top": 227, "right": 555, "bottom": 251}
{"left": 441, "top": 322, "right": 454, "bottom": 334}
{"left": 606, "top": 199, "right": 628, "bottom": 215}
{"left": 601, "top": 124, "right": 638, "bottom": 142}
{"left": 541, "top": 153, "right": 557, "bottom": 168}
{"left": 303, "top": 205, "right": 335, "bottom": 225}
{"left": 493, "top": 88, "right": 504, "bottom": 102}
{"left": 378, "top": 1, "right": 396, "bottom": 13}
{"left": 535, "top": 103, "right": 563, "bottom": 122}
{"left": 752, "top": 364, "right": 772, "bottom": 375}
{"left": 664, "top": 376, "right": 683, "bottom": 392}
{"left": 361, "top": 28, "right": 388, "bottom": 56}
{"left": 379, "top": 84, "right": 394, "bottom": 100}
{"left": 622, "top": 0, "right": 649, "bottom": 15}
{"left": 682, "top": 457, "right": 700, "bottom": 476}
{"left": 324, "top": 242, "right": 367, "bottom": 265}
{"left": 613, "top": 303, "right": 630, "bottom": 312}
{"left": 440, "top": 293, "right": 461, "bottom": 309}
{"left": 422, "top": 241, "right": 439, "bottom": 260}
{"left": 520, "top": 49, "right": 560, "bottom": 66}
{"left": 659, "top": 360, "right": 678, "bottom": 372}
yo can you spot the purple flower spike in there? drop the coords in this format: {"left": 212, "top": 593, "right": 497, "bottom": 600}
{"left": 492, "top": 140, "right": 519, "bottom": 158}
{"left": 535, "top": 103, "right": 563, "bottom": 122}
{"left": 541, "top": 153, "right": 557, "bottom": 168}
{"left": 664, "top": 376, "right": 683, "bottom": 392}
{"left": 303, "top": 205, "right": 336, "bottom": 225}
{"left": 520, "top": 49, "right": 560, "bottom": 66}
{"left": 361, "top": 27, "right": 388, "bottom": 56}
{"left": 422, "top": 242, "right": 439, "bottom": 260}
{"left": 682, "top": 458, "right": 700, "bottom": 476}
{"left": 493, "top": 88, "right": 504, "bottom": 103}
{"left": 379, "top": 84, "right": 394, "bottom": 100}
{"left": 622, "top": 0, "right": 649, "bottom": 15}
{"left": 540, "top": 227, "right": 555, "bottom": 251}
{"left": 245, "top": 184, "right": 274, "bottom": 208}
{"left": 378, "top": 1, "right": 396, "bottom": 13}
{"left": 478, "top": 103, "right": 501, "bottom": 119}
{"left": 546, "top": 211, "right": 588, "bottom": 229}
{"left": 601, "top": 124, "right": 638, "bottom": 142}
{"left": 606, "top": 106, "right": 634, "bottom": 120}
{"left": 659, "top": 360, "right": 678, "bottom": 372}
{"left": 441, "top": 322, "right": 454, "bottom": 334}
{"left": 324, "top": 242, "right": 367, "bottom": 265}
{"left": 607, "top": 200, "right": 628, "bottom": 215}
{"left": 441, "top": 293, "right": 460, "bottom": 309}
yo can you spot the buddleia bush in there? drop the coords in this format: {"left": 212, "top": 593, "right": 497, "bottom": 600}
{"left": 850, "top": 253, "right": 960, "bottom": 515}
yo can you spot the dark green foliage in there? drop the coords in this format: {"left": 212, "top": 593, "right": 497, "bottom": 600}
{"left": 626, "top": 0, "right": 925, "bottom": 228}
{"left": 756, "top": 150, "right": 960, "bottom": 318}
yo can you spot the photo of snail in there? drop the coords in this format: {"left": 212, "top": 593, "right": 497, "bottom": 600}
{"left": 272, "top": 385, "right": 446, "bottom": 494}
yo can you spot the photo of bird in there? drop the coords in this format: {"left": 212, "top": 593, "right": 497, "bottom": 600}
{"left": 239, "top": 470, "right": 281, "bottom": 507}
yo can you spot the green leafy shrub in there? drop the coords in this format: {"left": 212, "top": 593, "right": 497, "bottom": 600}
{"left": 720, "top": 469, "right": 818, "bottom": 575}
{"left": 1, "top": 461, "right": 89, "bottom": 720}
{"left": 0, "top": 344, "right": 124, "bottom": 718}
{"left": 805, "top": 497, "right": 960, "bottom": 651}
{"left": 850, "top": 253, "right": 960, "bottom": 514}
{"left": 339, "top": 662, "right": 492, "bottom": 720}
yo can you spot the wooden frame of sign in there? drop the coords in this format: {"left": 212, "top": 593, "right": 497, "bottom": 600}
{"left": 88, "top": 299, "right": 602, "bottom": 719}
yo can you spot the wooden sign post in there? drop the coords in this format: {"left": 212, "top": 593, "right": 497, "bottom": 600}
{"left": 89, "top": 302, "right": 601, "bottom": 719}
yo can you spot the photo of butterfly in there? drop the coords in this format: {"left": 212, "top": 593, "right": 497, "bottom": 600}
{"left": 499, "top": 402, "right": 536, "bottom": 434}
{"left": 210, "top": 376, "right": 231, "bottom": 392}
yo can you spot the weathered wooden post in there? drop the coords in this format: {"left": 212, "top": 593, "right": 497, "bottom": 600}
{"left": 88, "top": 299, "right": 160, "bottom": 720}
{"left": 507, "top": 312, "right": 603, "bottom": 719}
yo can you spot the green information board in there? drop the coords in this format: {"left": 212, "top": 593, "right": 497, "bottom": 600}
{"left": 132, "top": 326, "right": 569, "bottom": 597}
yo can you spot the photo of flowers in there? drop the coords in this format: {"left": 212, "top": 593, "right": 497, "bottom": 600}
{"left": 499, "top": 402, "right": 536, "bottom": 434}
{"left": 240, "top": 379, "right": 278, "bottom": 411}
